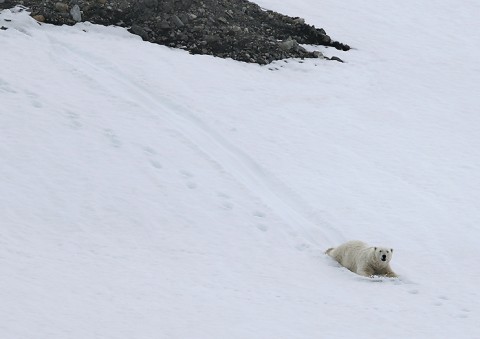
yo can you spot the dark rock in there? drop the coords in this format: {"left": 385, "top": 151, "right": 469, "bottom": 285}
{"left": 279, "top": 37, "right": 302, "bottom": 52}
{"left": 158, "top": 21, "right": 171, "bottom": 29}
{"left": 171, "top": 14, "right": 184, "bottom": 27}
{"left": 329, "top": 56, "right": 344, "bottom": 63}
{"left": 204, "top": 34, "right": 220, "bottom": 43}
{"left": 293, "top": 17, "right": 304, "bottom": 25}
{"left": 142, "top": 0, "right": 157, "bottom": 8}
{"left": 70, "top": 4, "right": 81, "bottom": 21}
{"left": 32, "top": 13, "right": 44, "bottom": 21}
{"left": 130, "top": 24, "right": 149, "bottom": 40}
{"left": 54, "top": 2, "right": 68, "bottom": 12}
{"left": 1, "top": 0, "right": 350, "bottom": 64}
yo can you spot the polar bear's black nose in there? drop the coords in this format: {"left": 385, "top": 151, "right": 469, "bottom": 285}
{"left": 381, "top": 255, "right": 387, "bottom": 261}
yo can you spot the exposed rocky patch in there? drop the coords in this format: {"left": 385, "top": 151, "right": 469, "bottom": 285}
{"left": 1, "top": 0, "right": 350, "bottom": 64}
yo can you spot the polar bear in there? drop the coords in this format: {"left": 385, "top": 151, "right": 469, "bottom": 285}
{"left": 325, "top": 240, "right": 397, "bottom": 278}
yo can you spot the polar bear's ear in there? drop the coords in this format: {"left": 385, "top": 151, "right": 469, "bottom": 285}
{"left": 391, "top": 248, "right": 394, "bottom": 252}
{"left": 374, "top": 247, "right": 377, "bottom": 251}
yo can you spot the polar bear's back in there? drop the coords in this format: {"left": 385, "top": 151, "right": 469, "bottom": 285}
{"left": 338, "top": 240, "right": 368, "bottom": 250}
{"left": 330, "top": 240, "right": 368, "bottom": 256}
{"left": 326, "top": 240, "right": 370, "bottom": 273}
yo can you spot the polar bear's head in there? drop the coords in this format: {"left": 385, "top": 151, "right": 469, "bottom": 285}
{"left": 373, "top": 247, "right": 393, "bottom": 264}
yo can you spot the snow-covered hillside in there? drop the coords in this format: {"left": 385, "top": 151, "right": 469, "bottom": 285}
{"left": 1, "top": 1, "right": 479, "bottom": 337}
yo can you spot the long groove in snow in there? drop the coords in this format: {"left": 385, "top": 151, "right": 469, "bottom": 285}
{"left": 45, "top": 33, "right": 345, "bottom": 247}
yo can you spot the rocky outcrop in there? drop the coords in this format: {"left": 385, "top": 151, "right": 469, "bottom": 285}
{"left": 1, "top": 0, "right": 350, "bottom": 64}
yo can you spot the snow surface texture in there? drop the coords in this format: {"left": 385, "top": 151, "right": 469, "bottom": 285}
{"left": 1, "top": 1, "right": 479, "bottom": 338}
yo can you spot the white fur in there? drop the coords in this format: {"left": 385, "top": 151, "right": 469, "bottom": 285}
{"left": 325, "top": 240, "right": 397, "bottom": 277}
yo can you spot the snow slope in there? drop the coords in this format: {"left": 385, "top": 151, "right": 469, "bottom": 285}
{"left": 1, "top": 1, "right": 479, "bottom": 338}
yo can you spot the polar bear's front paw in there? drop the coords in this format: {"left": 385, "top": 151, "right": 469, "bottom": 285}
{"left": 358, "top": 269, "right": 374, "bottom": 277}
{"left": 385, "top": 272, "right": 398, "bottom": 278}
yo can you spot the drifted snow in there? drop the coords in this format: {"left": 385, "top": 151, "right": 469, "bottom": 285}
{"left": 1, "top": 1, "right": 479, "bottom": 338}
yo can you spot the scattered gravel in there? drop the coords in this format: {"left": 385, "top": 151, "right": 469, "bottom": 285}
{"left": 1, "top": 0, "right": 350, "bottom": 64}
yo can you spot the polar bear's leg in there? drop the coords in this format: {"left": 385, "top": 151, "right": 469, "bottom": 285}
{"left": 384, "top": 268, "right": 398, "bottom": 278}
{"left": 357, "top": 267, "right": 374, "bottom": 277}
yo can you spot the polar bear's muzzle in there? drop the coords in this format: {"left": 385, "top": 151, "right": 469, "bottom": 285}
{"left": 381, "top": 255, "right": 387, "bottom": 261}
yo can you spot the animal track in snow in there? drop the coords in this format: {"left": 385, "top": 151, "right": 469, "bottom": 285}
{"left": 180, "top": 170, "right": 194, "bottom": 178}
{"left": 217, "top": 192, "right": 234, "bottom": 210}
{"left": 149, "top": 160, "right": 163, "bottom": 169}
{"left": 432, "top": 295, "right": 449, "bottom": 306}
{"left": 295, "top": 243, "right": 310, "bottom": 251}
{"left": 186, "top": 182, "right": 197, "bottom": 189}
{"left": 253, "top": 210, "right": 266, "bottom": 218}
{"left": 142, "top": 146, "right": 157, "bottom": 155}
{"left": 103, "top": 129, "right": 121, "bottom": 148}
{"left": 256, "top": 224, "right": 268, "bottom": 232}
{"left": 64, "top": 110, "right": 82, "bottom": 129}
{"left": 25, "top": 90, "right": 42, "bottom": 108}
{"left": 141, "top": 146, "right": 162, "bottom": 169}
{"left": 0, "top": 78, "right": 16, "bottom": 93}
{"left": 221, "top": 201, "right": 234, "bottom": 210}
{"left": 178, "top": 170, "right": 196, "bottom": 189}
{"left": 217, "top": 192, "right": 230, "bottom": 199}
